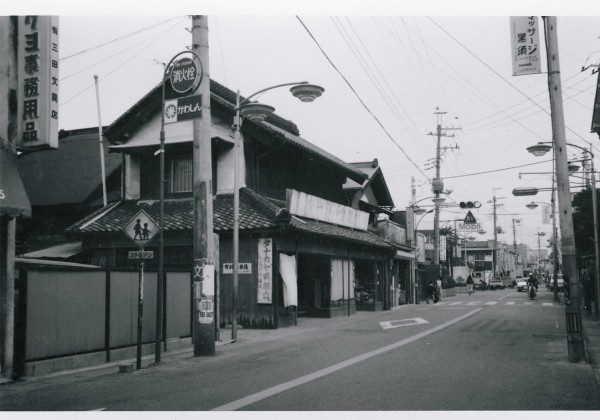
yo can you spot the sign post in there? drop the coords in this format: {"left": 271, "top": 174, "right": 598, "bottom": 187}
{"left": 123, "top": 209, "right": 160, "bottom": 370}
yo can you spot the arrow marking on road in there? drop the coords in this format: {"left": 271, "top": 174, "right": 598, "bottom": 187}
{"left": 379, "top": 317, "right": 429, "bottom": 330}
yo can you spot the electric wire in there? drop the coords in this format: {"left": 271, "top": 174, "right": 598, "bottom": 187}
{"left": 296, "top": 16, "right": 430, "bottom": 180}
{"left": 61, "top": 17, "right": 183, "bottom": 61}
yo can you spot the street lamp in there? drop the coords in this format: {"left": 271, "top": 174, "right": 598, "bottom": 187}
{"left": 413, "top": 209, "right": 434, "bottom": 304}
{"left": 527, "top": 141, "right": 600, "bottom": 319}
{"left": 231, "top": 81, "right": 324, "bottom": 340}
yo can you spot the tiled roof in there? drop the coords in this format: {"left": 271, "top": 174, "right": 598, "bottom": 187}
{"left": 67, "top": 189, "right": 280, "bottom": 234}
{"left": 67, "top": 189, "right": 393, "bottom": 249}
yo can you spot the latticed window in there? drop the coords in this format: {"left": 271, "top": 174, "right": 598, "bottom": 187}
{"left": 170, "top": 155, "right": 192, "bottom": 193}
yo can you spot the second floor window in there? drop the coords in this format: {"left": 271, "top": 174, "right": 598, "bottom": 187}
{"left": 170, "top": 155, "right": 192, "bottom": 193}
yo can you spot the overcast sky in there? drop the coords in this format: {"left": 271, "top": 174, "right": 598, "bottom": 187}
{"left": 12, "top": 1, "right": 600, "bottom": 250}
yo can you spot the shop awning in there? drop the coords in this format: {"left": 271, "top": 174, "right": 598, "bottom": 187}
{"left": 0, "top": 147, "right": 31, "bottom": 218}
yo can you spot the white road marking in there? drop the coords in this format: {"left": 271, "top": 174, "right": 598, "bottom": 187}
{"left": 466, "top": 301, "right": 480, "bottom": 306}
{"left": 505, "top": 301, "right": 515, "bottom": 305}
{"left": 543, "top": 303, "right": 553, "bottom": 306}
{"left": 380, "top": 317, "right": 429, "bottom": 330}
{"left": 485, "top": 301, "right": 498, "bottom": 305}
{"left": 449, "top": 302, "right": 464, "bottom": 305}
{"left": 212, "top": 309, "right": 482, "bottom": 411}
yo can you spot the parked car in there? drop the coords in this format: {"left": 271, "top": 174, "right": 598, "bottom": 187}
{"left": 516, "top": 278, "right": 528, "bottom": 292}
{"left": 547, "top": 273, "right": 564, "bottom": 292}
{"left": 488, "top": 278, "right": 505, "bottom": 290}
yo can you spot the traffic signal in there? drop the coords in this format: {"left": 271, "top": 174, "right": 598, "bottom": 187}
{"left": 460, "top": 201, "right": 481, "bottom": 209}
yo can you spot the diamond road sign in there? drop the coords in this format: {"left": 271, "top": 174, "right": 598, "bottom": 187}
{"left": 123, "top": 209, "right": 160, "bottom": 248}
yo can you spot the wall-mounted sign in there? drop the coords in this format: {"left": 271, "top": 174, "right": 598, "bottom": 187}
{"left": 223, "top": 263, "right": 252, "bottom": 274}
{"left": 17, "top": 16, "right": 59, "bottom": 150}
{"left": 257, "top": 238, "right": 273, "bottom": 304}
{"left": 198, "top": 299, "right": 213, "bottom": 324}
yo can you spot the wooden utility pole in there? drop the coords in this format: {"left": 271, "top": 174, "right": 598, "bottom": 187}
{"left": 544, "top": 16, "right": 585, "bottom": 362}
{"left": 0, "top": 16, "right": 18, "bottom": 381}
{"left": 429, "top": 112, "right": 460, "bottom": 274}
{"left": 191, "top": 15, "right": 215, "bottom": 356}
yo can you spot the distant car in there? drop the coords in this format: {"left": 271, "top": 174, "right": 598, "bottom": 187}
{"left": 516, "top": 278, "right": 528, "bottom": 292}
{"left": 488, "top": 278, "right": 505, "bottom": 290}
{"left": 547, "top": 273, "right": 564, "bottom": 292}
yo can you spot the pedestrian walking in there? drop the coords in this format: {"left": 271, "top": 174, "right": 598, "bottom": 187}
{"left": 426, "top": 282, "right": 436, "bottom": 304}
{"left": 466, "top": 274, "right": 474, "bottom": 295}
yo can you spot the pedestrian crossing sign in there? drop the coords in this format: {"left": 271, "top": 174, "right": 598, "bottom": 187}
{"left": 464, "top": 211, "right": 477, "bottom": 223}
{"left": 123, "top": 209, "right": 160, "bottom": 248}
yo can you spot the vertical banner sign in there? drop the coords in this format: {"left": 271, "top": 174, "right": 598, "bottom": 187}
{"left": 439, "top": 235, "right": 447, "bottom": 262}
{"left": 17, "top": 16, "right": 59, "bottom": 149}
{"left": 510, "top": 16, "right": 541, "bottom": 76}
{"left": 257, "top": 238, "right": 273, "bottom": 304}
{"left": 542, "top": 204, "right": 551, "bottom": 224}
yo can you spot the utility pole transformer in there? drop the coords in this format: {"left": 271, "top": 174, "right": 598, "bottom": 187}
{"left": 191, "top": 16, "right": 215, "bottom": 356}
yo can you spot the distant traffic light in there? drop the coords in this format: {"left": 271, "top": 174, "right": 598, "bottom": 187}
{"left": 460, "top": 201, "right": 481, "bottom": 208}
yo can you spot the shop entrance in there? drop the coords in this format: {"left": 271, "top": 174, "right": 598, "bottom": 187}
{"left": 297, "top": 254, "right": 331, "bottom": 317}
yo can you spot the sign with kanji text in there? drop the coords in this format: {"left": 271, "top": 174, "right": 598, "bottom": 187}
{"left": 510, "top": 16, "right": 541, "bottom": 76}
{"left": 17, "top": 16, "right": 59, "bottom": 150}
{"left": 170, "top": 56, "right": 202, "bottom": 94}
{"left": 123, "top": 209, "right": 160, "bottom": 248}
{"left": 223, "top": 263, "right": 252, "bottom": 274}
{"left": 198, "top": 299, "right": 213, "bottom": 324}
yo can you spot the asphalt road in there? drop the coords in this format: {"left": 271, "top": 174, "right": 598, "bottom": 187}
{"left": 2, "top": 288, "right": 600, "bottom": 411}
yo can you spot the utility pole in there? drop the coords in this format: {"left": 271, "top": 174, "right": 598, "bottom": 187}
{"left": 191, "top": 16, "right": 215, "bottom": 356}
{"left": 428, "top": 111, "right": 460, "bottom": 276}
{"left": 544, "top": 16, "right": 584, "bottom": 361}
{"left": 489, "top": 189, "right": 505, "bottom": 280}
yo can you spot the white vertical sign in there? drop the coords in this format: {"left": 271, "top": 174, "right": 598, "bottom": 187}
{"left": 542, "top": 205, "right": 551, "bottom": 224}
{"left": 510, "top": 16, "right": 542, "bottom": 76}
{"left": 439, "top": 235, "right": 447, "bottom": 262}
{"left": 257, "top": 238, "right": 273, "bottom": 304}
{"left": 17, "top": 16, "right": 59, "bottom": 149}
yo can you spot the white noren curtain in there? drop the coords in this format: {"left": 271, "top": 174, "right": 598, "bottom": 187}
{"left": 279, "top": 253, "right": 297, "bottom": 307}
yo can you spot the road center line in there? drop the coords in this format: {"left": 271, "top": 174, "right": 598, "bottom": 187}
{"left": 212, "top": 308, "right": 482, "bottom": 411}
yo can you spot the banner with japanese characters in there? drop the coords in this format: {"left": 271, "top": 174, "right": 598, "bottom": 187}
{"left": 510, "top": 16, "right": 542, "bottom": 76}
{"left": 257, "top": 238, "right": 273, "bottom": 304}
{"left": 17, "top": 16, "right": 59, "bottom": 149}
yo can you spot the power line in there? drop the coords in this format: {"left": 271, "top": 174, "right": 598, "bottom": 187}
{"left": 296, "top": 15, "right": 430, "bottom": 180}
{"left": 61, "top": 17, "right": 183, "bottom": 61}
{"left": 442, "top": 158, "right": 554, "bottom": 180}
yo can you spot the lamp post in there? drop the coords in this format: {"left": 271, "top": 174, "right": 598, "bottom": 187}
{"left": 413, "top": 209, "right": 434, "bottom": 304}
{"left": 526, "top": 201, "right": 560, "bottom": 302}
{"left": 155, "top": 49, "right": 204, "bottom": 362}
{"left": 231, "top": 81, "right": 324, "bottom": 340}
{"left": 527, "top": 141, "right": 600, "bottom": 317}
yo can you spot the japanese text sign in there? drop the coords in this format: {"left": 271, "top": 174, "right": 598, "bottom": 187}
{"left": 510, "top": 16, "right": 542, "bottom": 76}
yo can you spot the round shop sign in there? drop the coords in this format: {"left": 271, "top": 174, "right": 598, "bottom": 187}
{"left": 170, "top": 56, "right": 203, "bottom": 94}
